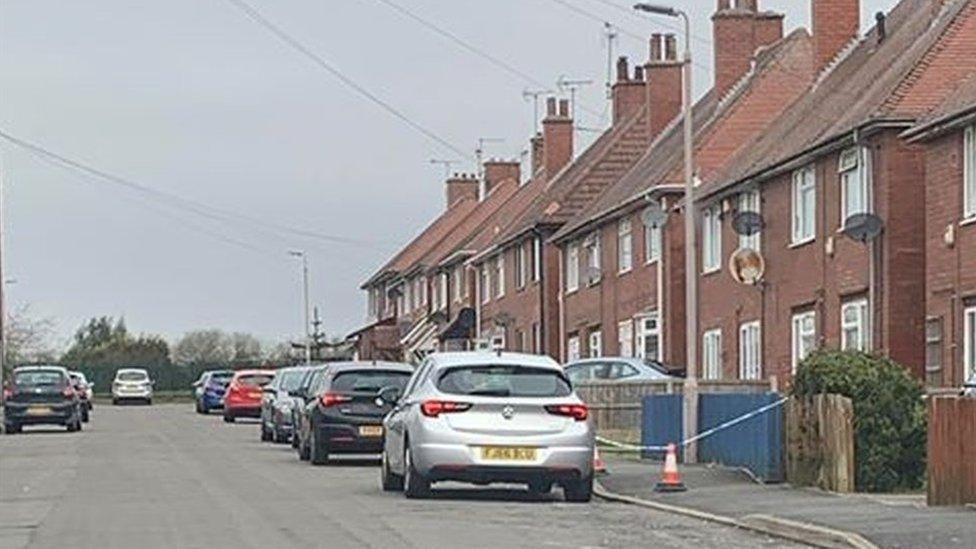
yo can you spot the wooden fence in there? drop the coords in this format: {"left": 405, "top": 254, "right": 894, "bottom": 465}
{"left": 927, "top": 396, "right": 976, "bottom": 506}
{"left": 785, "top": 394, "right": 855, "bottom": 493}
{"left": 575, "top": 379, "right": 771, "bottom": 444}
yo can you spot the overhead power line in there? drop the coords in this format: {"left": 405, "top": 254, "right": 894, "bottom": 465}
{"left": 221, "top": 0, "right": 471, "bottom": 160}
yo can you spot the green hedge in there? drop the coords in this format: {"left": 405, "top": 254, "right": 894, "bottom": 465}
{"left": 791, "top": 350, "right": 926, "bottom": 493}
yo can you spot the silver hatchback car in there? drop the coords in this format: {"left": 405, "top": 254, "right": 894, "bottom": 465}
{"left": 380, "top": 352, "right": 594, "bottom": 502}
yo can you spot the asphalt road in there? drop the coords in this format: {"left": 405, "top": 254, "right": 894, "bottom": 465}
{"left": 0, "top": 404, "right": 805, "bottom": 549}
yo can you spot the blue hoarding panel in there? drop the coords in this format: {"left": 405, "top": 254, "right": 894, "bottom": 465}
{"left": 641, "top": 394, "right": 683, "bottom": 460}
{"left": 698, "top": 393, "right": 784, "bottom": 482}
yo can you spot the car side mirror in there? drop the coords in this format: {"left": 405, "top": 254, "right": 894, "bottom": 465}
{"left": 378, "top": 386, "right": 401, "bottom": 405}
{"left": 288, "top": 390, "right": 303, "bottom": 398}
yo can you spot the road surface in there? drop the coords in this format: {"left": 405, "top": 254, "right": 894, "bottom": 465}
{"left": 0, "top": 404, "right": 804, "bottom": 548}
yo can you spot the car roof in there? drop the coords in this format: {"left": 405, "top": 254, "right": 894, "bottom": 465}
{"left": 13, "top": 365, "right": 68, "bottom": 373}
{"left": 232, "top": 369, "right": 275, "bottom": 377}
{"left": 324, "top": 361, "right": 414, "bottom": 374}
{"left": 115, "top": 368, "right": 148, "bottom": 374}
{"left": 428, "top": 351, "right": 561, "bottom": 371}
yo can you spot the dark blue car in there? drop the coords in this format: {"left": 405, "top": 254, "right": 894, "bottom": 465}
{"left": 193, "top": 370, "right": 234, "bottom": 414}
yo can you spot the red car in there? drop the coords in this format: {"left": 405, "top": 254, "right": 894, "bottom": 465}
{"left": 222, "top": 370, "right": 275, "bottom": 423}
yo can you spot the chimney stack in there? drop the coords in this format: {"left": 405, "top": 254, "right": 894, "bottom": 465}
{"left": 542, "top": 97, "right": 573, "bottom": 180}
{"left": 813, "top": 0, "right": 860, "bottom": 72}
{"left": 530, "top": 133, "right": 544, "bottom": 178}
{"left": 445, "top": 173, "right": 478, "bottom": 210}
{"left": 482, "top": 159, "right": 520, "bottom": 197}
{"left": 612, "top": 56, "right": 646, "bottom": 125}
{"left": 713, "top": 0, "right": 784, "bottom": 97}
{"left": 645, "top": 34, "right": 683, "bottom": 142}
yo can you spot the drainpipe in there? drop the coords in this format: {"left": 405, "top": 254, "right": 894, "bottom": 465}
{"left": 474, "top": 263, "right": 482, "bottom": 342}
{"left": 533, "top": 231, "right": 547, "bottom": 357}
{"left": 557, "top": 243, "right": 566, "bottom": 362}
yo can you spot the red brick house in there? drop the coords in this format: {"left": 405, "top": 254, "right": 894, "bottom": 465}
{"left": 692, "top": 0, "right": 976, "bottom": 385}
{"left": 903, "top": 73, "right": 976, "bottom": 387}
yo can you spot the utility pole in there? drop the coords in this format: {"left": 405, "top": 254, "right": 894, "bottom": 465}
{"left": 604, "top": 22, "right": 619, "bottom": 100}
{"left": 311, "top": 306, "right": 325, "bottom": 362}
{"left": 0, "top": 156, "right": 5, "bottom": 397}
{"left": 288, "top": 250, "right": 311, "bottom": 365}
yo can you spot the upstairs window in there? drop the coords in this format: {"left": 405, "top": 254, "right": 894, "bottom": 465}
{"left": 453, "top": 267, "right": 464, "bottom": 302}
{"left": 792, "top": 166, "right": 816, "bottom": 244}
{"left": 738, "top": 188, "right": 761, "bottom": 251}
{"left": 480, "top": 266, "right": 490, "bottom": 304}
{"left": 515, "top": 242, "right": 526, "bottom": 289}
{"left": 495, "top": 255, "right": 505, "bottom": 298}
{"left": 617, "top": 219, "right": 633, "bottom": 273}
{"left": 585, "top": 232, "right": 601, "bottom": 284}
{"left": 437, "top": 273, "right": 448, "bottom": 310}
{"left": 565, "top": 242, "right": 580, "bottom": 292}
{"left": 531, "top": 237, "right": 541, "bottom": 282}
{"left": 702, "top": 204, "right": 722, "bottom": 273}
{"left": 645, "top": 222, "right": 661, "bottom": 264}
{"left": 965, "top": 126, "right": 975, "bottom": 220}
{"left": 840, "top": 147, "right": 871, "bottom": 225}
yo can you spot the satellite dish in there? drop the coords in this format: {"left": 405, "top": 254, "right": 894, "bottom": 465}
{"left": 641, "top": 202, "right": 668, "bottom": 229}
{"left": 728, "top": 248, "right": 766, "bottom": 286}
{"left": 842, "top": 213, "right": 883, "bottom": 243}
{"left": 732, "top": 211, "right": 763, "bottom": 236}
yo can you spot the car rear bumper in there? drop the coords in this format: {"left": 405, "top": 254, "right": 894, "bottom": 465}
{"left": 4, "top": 403, "right": 76, "bottom": 425}
{"left": 225, "top": 405, "right": 261, "bottom": 418}
{"left": 202, "top": 394, "right": 224, "bottom": 408}
{"left": 113, "top": 390, "right": 152, "bottom": 400}
{"left": 317, "top": 423, "right": 385, "bottom": 454}
{"left": 427, "top": 465, "right": 584, "bottom": 485}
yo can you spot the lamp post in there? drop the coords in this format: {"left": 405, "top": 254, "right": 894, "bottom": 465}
{"left": 634, "top": 2, "right": 698, "bottom": 462}
{"left": 289, "top": 250, "right": 311, "bottom": 365}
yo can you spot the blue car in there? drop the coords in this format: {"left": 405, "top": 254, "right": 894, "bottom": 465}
{"left": 193, "top": 370, "right": 235, "bottom": 414}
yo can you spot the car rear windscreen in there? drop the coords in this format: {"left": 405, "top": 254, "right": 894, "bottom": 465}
{"left": 437, "top": 365, "right": 572, "bottom": 397}
{"left": 279, "top": 371, "right": 305, "bottom": 392}
{"left": 211, "top": 372, "right": 234, "bottom": 383}
{"left": 331, "top": 370, "right": 411, "bottom": 393}
{"left": 14, "top": 370, "right": 64, "bottom": 386}
{"left": 238, "top": 374, "right": 273, "bottom": 387}
{"left": 117, "top": 371, "right": 148, "bottom": 382}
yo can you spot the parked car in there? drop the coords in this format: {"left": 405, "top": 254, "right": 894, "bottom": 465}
{"left": 67, "top": 371, "right": 93, "bottom": 423}
{"left": 193, "top": 370, "right": 234, "bottom": 414}
{"left": 223, "top": 369, "right": 275, "bottom": 423}
{"left": 295, "top": 361, "right": 413, "bottom": 465}
{"left": 260, "top": 366, "right": 311, "bottom": 443}
{"left": 381, "top": 352, "right": 594, "bottom": 502}
{"left": 3, "top": 365, "right": 84, "bottom": 433}
{"left": 964, "top": 372, "right": 976, "bottom": 398}
{"left": 290, "top": 365, "right": 329, "bottom": 454}
{"left": 112, "top": 368, "right": 154, "bottom": 405}
{"left": 564, "top": 357, "right": 676, "bottom": 385}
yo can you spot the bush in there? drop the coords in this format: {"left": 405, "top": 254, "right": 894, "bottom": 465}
{"left": 791, "top": 349, "right": 926, "bottom": 492}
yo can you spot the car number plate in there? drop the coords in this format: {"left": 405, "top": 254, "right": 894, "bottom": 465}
{"left": 480, "top": 446, "right": 537, "bottom": 461}
{"left": 359, "top": 425, "right": 384, "bottom": 437}
{"left": 26, "top": 406, "right": 51, "bottom": 416}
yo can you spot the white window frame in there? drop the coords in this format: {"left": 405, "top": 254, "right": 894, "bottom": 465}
{"left": 644, "top": 223, "right": 661, "bottom": 264}
{"left": 567, "top": 334, "right": 581, "bottom": 362}
{"left": 840, "top": 147, "right": 871, "bottom": 225}
{"left": 738, "top": 321, "right": 761, "bottom": 380}
{"left": 965, "top": 125, "right": 975, "bottom": 220}
{"left": 453, "top": 267, "right": 463, "bottom": 302}
{"left": 585, "top": 232, "right": 601, "bottom": 284}
{"left": 589, "top": 330, "right": 603, "bottom": 358}
{"left": 531, "top": 322, "right": 541, "bottom": 354}
{"left": 841, "top": 298, "right": 870, "bottom": 352}
{"left": 791, "top": 311, "right": 817, "bottom": 372}
{"left": 702, "top": 204, "right": 722, "bottom": 273}
{"left": 480, "top": 266, "right": 490, "bottom": 304}
{"left": 964, "top": 306, "right": 976, "bottom": 382}
{"left": 495, "top": 254, "right": 505, "bottom": 298}
{"left": 617, "top": 320, "right": 634, "bottom": 358}
{"left": 738, "top": 188, "right": 761, "bottom": 251}
{"left": 792, "top": 166, "right": 816, "bottom": 244}
{"left": 635, "top": 312, "right": 661, "bottom": 362}
{"left": 565, "top": 242, "right": 580, "bottom": 292}
{"left": 515, "top": 243, "right": 526, "bottom": 289}
{"left": 617, "top": 219, "right": 633, "bottom": 273}
{"left": 531, "top": 237, "right": 541, "bottom": 282}
{"left": 703, "top": 329, "right": 722, "bottom": 380}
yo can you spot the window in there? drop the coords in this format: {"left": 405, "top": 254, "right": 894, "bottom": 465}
{"left": 585, "top": 232, "right": 601, "bottom": 283}
{"left": 367, "top": 288, "right": 377, "bottom": 319}
{"left": 635, "top": 312, "right": 661, "bottom": 361}
{"left": 738, "top": 188, "right": 761, "bottom": 251}
{"left": 739, "top": 321, "right": 761, "bottom": 380}
{"left": 495, "top": 255, "right": 505, "bottom": 298}
{"left": 617, "top": 320, "right": 634, "bottom": 358}
{"left": 617, "top": 219, "right": 633, "bottom": 273}
{"left": 589, "top": 329, "right": 603, "bottom": 358}
{"left": 925, "top": 317, "right": 943, "bottom": 386}
{"left": 840, "top": 147, "right": 871, "bottom": 225}
{"left": 841, "top": 298, "right": 869, "bottom": 352}
{"left": 565, "top": 242, "right": 580, "bottom": 292}
{"left": 702, "top": 204, "right": 721, "bottom": 273}
{"left": 644, "top": 223, "right": 661, "bottom": 264}
{"left": 965, "top": 126, "right": 975, "bottom": 219}
{"left": 567, "top": 334, "right": 581, "bottom": 362}
{"left": 703, "top": 329, "right": 722, "bottom": 380}
{"left": 531, "top": 237, "right": 541, "bottom": 282}
{"left": 480, "top": 266, "right": 490, "bottom": 304}
{"left": 965, "top": 306, "right": 976, "bottom": 382}
{"left": 514, "top": 329, "right": 525, "bottom": 352}
{"left": 792, "top": 166, "right": 816, "bottom": 244}
{"left": 792, "top": 311, "right": 817, "bottom": 372}
{"left": 453, "top": 267, "right": 463, "bottom": 302}
{"left": 515, "top": 243, "right": 526, "bottom": 289}
{"left": 531, "top": 322, "right": 541, "bottom": 354}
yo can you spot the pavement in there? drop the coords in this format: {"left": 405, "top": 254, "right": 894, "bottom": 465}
{"left": 0, "top": 404, "right": 805, "bottom": 549}
{"left": 598, "top": 457, "right": 976, "bottom": 549}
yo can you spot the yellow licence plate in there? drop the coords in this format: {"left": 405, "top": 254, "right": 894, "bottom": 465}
{"left": 480, "top": 446, "right": 537, "bottom": 461}
{"left": 26, "top": 406, "right": 51, "bottom": 416}
{"left": 359, "top": 425, "right": 384, "bottom": 437}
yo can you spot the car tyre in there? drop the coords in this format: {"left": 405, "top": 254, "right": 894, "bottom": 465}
{"left": 223, "top": 412, "right": 235, "bottom": 423}
{"left": 528, "top": 480, "right": 552, "bottom": 496}
{"left": 81, "top": 407, "right": 90, "bottom": 423}
{"left": 67, "top": 419, "right": 78, "bottom": 432}
{"left": 260, "top": 422, "right": 273, "bottom": 442}
{"left": 4, "top": 423, "right": 20, "bottom": 434}
{"left": 381, "top": 450, "right": 404, "bottom": 492}
{"left": 112, "top": 398, "right": 119, "bottom": 406}
{"left": 563, "top": 474, "right": 593, "bottom": 503}
{"left": 309, "top": 427, "right": 330, "bottom": 465}
{"left": 145, "top": 398, "right": 152, "bottom": 406}
{"left": 290, "top": 429, "right": 300, "bottom": 449}
{"left": 273, "top": 428, "right": 289, "bottom": 444}
{"left": 403, "top": 445, "right": 431, "bottom": 499}
{"left": 298, "top": 432, "right": 311, "bottom": 461}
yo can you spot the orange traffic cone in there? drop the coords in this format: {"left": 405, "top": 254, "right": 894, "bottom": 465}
{"left": 654, "top": 443, "right": 687, "bottom": 492}
{"left": 593, "top": 447, "right": 607, "bottom": 475}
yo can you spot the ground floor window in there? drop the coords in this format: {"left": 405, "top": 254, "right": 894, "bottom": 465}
{"left": 925, "top": 317, "right": 943, "bottom": 386}
{"left": 739, "top": 321, "right": 761, "bottom": 380}
{"left": 703, "top": 329, "right": 722, "bottom": 380}
{"left": 965, "top": 306, "right": 976, "bottom": 382}
{"left": 618, "top": 320, "right": 633, "bottom": 358}
{"left": 567, "top": 334, "right": 581, "bottom": 362}
{"left": 792, "top": 311, "right": 816, "bottom": 372}
{"left": 531, "top": 323, "right": 541, "bottom": 354}
{"left": 841, "top": 298, "right": 869, "bottom": 352}
{"left": 589, "top": 329, "right": 602, "bottom": 358}
{"left": 636, "top": 312, "right": 661, "bottom": 361}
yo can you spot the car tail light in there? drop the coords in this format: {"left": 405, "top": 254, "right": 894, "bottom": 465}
{"left": 319, "top": 392, "right": 352, "bottom": 407}
{"left": 545, "top": 403, "right": 588, "bottom": 421}
{"left": 2, "top": 387, "right": 12, "bottom": 400}
{"left": 420, "top": 400, "right": 471, "bottom": 418}
{"left": 62, "top": 386, "right": 76, "bottom": 398}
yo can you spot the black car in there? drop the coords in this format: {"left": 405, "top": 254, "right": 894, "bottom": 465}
{"left": 289, "top": 365, "right": 328, "bottom": 452}
{"left": 3, "top": 366, "right": 84, "bottom": 434}
{"left": 294, "top": 362, "right": 413, "bottom": 465}
{"left": 259, "top": 365, "right": 312, "bottom": 443}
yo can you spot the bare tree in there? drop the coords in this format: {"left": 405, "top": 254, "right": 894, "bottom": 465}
{"left": 4, "top": 306, "right": 59, "bottom": 371}
{"left": 172, "top": 329, "right": 232, "bottom": 366}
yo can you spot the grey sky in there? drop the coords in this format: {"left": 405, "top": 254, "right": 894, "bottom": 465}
{"left": 0, "top": 0, "right": 897, "bottom": 347}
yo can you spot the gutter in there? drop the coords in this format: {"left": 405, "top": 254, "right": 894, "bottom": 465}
{"left": 902, "top": 107, "right": 976, "bottom": 143}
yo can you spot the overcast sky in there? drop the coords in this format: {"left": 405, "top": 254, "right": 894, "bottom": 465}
{"left": 0, "top": 0, "right": 897, "bottom": 348}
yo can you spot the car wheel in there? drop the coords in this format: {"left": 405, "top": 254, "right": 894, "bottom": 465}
{"left": 528, "top": 480, "right": 552, "bottom": 496}
{"left": 403, "top": 445, "right": 430, "bottom": 499}
{"left": 223, "top": 412, "right": 235, "bottom": 423}
{"left": 76, "top": 418, "right": 83, "bottom": 432}
{"left": 381, "top": 450, "right": 404, "bottom": 492}
{"left": 273, "top": 428, "right": 288, "bottom": 444}
{"left": 195, "top": 400, "right": 204, "bottom": 414}
{"left": 260, "top": 422, "right": 273, "bottom": 442}
{"left": 298, "top": 432, "right": 311, "bottom": 461}
{"left": 67, "top": 420, "right": 78, "bottom": 432}
{"left": 81, "top": 408, "right": 90, "bottom": 423}
{"left": 290, "top": 429, "right": 300, "bottom": 449}
{"left": 4, "top": 423, "right": 20, "bottom": 434}
{"left": 145, "top": 398, "right": 152, "bottom": 406}
{"left": 563, "top": 474, "right": 593, "bottom": 503}
{"left": 309, "top": 427, "right": 330, "bottom": 466}
{"left": 112, "top": 398, "right": 119, "bottom": 406}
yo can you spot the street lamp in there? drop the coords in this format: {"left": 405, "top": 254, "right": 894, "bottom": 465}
{"left": 289, "top": 250, "right": 312, "bottom": 365}
{"left": 634, "top": 2, "right": 699, "bottom": 463}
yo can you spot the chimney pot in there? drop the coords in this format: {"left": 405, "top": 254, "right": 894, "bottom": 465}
{"left": 558, "top": 99, "right": 570, "bottom": 117}
{"left": 739, "top": 0, "right": 757, "bottom": 11}
{"left": 664, "top": 34, "right": 678, "bottom": 61}
{"left": 546, "top": 97, "right": 557, "bottom": 116}
{"left": 717, "top": 0, "right": 730, "bottom": 10}
{"left": 650, "top": 33, "right": 663, "bottom": 61}
{"left": 634, "top": 65, "right": 645, "bottom": 81}
{"left": 616, "top": 56, "right": 629, "bottom": 82}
